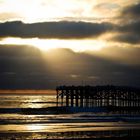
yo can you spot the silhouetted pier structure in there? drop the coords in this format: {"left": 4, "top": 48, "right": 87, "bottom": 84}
{"left": 56, "top": 85, "right": 140, "bottom": 111}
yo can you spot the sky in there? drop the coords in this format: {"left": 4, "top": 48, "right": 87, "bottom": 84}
{"left": 0, "top": 0, "right": 140, "bottom": 89}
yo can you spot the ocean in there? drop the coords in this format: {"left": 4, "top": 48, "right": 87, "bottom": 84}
{"left": 0, "top": 94, "right": 140, "bottom": 139}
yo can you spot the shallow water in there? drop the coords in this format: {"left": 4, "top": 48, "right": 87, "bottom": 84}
{"left": 0, "top": 95, "right": 140, "bottom": 139}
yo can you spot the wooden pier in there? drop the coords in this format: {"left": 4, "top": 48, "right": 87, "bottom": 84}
{"left": 56, "top": 85, "right": 140, "bottom": 109}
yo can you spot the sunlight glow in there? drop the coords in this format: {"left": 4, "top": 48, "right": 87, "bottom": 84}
{"left": 26, "top": 125, "right": 46, "bottom": 131}
{"left": 0, "top": 0, "right": 132, "bottom": 23}
{"left": 0, "top": 0, "right": 98, "bottom": 22}
{"left": 0, "top": 37, "right": 106, "bottom": 52}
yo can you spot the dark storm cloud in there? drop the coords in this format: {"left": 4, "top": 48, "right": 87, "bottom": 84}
{"left": 113, "top": 3, "right": 140, "bottom": 44}
{"left": 91, "top": 46, "right": 140, "bottom": 65}
{"left": 33, "top": 47, "right": 140, "bottom": 88}
{"left": 0, "top": 45, "right": 53, "bottom": 89}
{"left": 119, "top": 21, "right": 140, "bottom": 34}
{"left": 0, "top": 21, "right": 113, "bottom": 39}
{"left": 122, "top": 3, "right": 140, "bottom": 18}
{"left": 113, "top": 34, "right": 140, "bottom": 44}
{"left": 0, "top": 45, "right": 139, "bottom": 89}
{"left": 114, "top": 20, "right": 140, "bottom": 44}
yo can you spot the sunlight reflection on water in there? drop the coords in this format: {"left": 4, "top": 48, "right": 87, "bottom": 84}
{"left": 0, "top": 95, "right": 56, "bottom": 108}
{"left": 26, "top": 124, "right": 48, "bottom": 132}
{"left": 1, "top": 122, "right": 140, "bottom": 133}
{"left": 0, "top": 95, "right": 140, "bottom": 139}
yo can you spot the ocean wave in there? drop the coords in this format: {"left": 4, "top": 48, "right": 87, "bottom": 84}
{"left": 0, "top": 107, "right": 107, "bottom": 114}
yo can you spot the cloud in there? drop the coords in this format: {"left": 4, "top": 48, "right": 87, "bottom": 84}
{"left": 113, "top": 3, "right": 140, "bottom": 44}
{"left": 121, "top": 3, "right": 140, "bottom": 18}
{"left": 0, "top": 45, "right": 139, "bottom": 89}
{"left": 0, "top": 21, "right": 113, "bottom": 39}
{"left": 114, "top": 21, "right": 140, "bottom": 44}
{"left": 94, "top": 3, "right": 120, "bottom": 12}
{"left": 0, "top": 12, "right": 21, "bottom": 21}
{"left": 113, "top": 34, "right": 140, "bottom": 44}
{"left": 0, "top": 45, "right": 53, "bottom": 89}
{"left": 94, "top": 46, "right": 140, "bottom": 65}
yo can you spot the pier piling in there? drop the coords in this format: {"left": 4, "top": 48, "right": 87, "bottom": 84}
{"left": 56, "top": 85, "right": 140, "bottom": 111}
